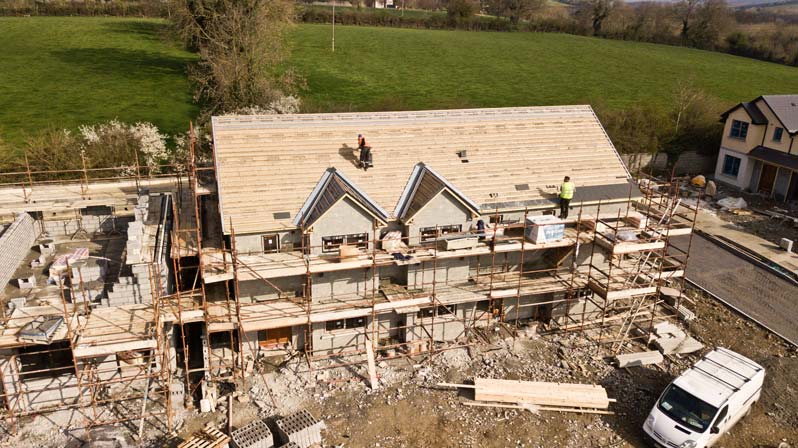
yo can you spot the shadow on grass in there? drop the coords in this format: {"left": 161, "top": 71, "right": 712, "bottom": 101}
{"left": 100, "top": 19, "right": 171, "bottom": 44}
{"left": 50, "top": 46, "right": 191, "bottom": 79}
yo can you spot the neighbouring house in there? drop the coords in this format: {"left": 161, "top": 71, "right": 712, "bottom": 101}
{"left": 715, "top": 95, "right": 798, "bottom": 201}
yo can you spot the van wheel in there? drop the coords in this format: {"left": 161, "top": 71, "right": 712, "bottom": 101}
{"left": 744, "top": 402, "right": 756, "bottom": 418}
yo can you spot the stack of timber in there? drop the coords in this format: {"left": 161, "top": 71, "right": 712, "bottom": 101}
{"left": 439, "top": 378, "right": 614, "bottom": 414}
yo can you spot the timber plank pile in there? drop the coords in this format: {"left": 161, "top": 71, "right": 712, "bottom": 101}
{"left": 440, "top": 378, "right": 614, "bottom": 414}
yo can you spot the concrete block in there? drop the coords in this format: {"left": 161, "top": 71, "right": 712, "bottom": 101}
{"left": 30, "top": 254, "right": 46, "bottom": 268}
{"left": 231, "top": 419, "right": 273, "bottom": 448}
{"left": 39, "top": 240, "right": 56, "bottom": 255}
{"left": 275, "top": 410, "right": 323, "bottom": 448}
{"left": 200, "top": 398, "right": 212, "bottom": 413}
{"left": 780, "top": 238, "right": 794, "bottom": 253}
{"left": 17, "top": 275, "right": 36, "bottom": 289}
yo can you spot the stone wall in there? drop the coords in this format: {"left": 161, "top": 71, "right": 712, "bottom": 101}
{"left": 0, "top": 213, "right": 38, "bottom": 290}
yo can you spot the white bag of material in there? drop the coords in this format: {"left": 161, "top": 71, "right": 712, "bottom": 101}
{"left": 717, "top": 196, "right": 747, "bottom": 210}
{"left": 381, "top": 231, "right": 406, "bottom": 252}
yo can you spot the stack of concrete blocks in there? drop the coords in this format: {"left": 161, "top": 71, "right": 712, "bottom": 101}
{"left": 275, "top": 410, "right": 324, "bottom": 448}
{"left": 231, "top": 419, "right": 274, "bottom": 448}
{"left": 0, "top": 213, "right": 38, "bottom": 290}
{"left": 70, "top": 258, "right": 106, "bottom": 282}
{"left": 125, "top": 195, "right": 150, "bottom": 265}
{"left": 104, "top": 194, "right": 170, "bottom": 306}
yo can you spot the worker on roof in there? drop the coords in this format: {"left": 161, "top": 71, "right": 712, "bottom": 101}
{"left": 357, "top": 134, "right": 372, "bottom": 171}
{"left": 559, "top": 176, "right": 575, "bottom": 219}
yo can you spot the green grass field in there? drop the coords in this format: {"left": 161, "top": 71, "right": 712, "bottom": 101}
{"left": 0, "top": 17, "right": 197, "bottom": 149}
{"left": 291, "top": 24, "right": 798, "bottom": 111}
{"left": 3, "top": 18, "right": 798, "bottom": 152}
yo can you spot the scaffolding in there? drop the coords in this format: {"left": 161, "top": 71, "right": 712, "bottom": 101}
{"left": 0, "top": 129, "right": 699, "bottom": 438}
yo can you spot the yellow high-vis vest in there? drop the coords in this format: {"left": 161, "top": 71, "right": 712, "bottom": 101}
{"left": 560, "top": 181, "right": 575, "bottom": 200}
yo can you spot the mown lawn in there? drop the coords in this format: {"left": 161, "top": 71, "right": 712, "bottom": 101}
{"left": 3, "top": 18, "right": 798, "bottom": 153}
{"left": 0, "top": 17, "right": 197, "bottom": 151}
{"left": 290, "top": 24, "right": 798, "bottom": 111}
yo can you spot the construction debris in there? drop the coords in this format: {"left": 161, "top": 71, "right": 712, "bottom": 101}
{"left": 651, "top": 322, "right": 704, "bottom": 355}
{"left": 18, "top": 316, "right": 64, "bottom": 345}
{"left": 614, "top": 350, "right": 663, "bottom": 368}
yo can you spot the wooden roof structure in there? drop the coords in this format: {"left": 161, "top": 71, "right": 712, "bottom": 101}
{"left": 294, "top": 168, "right": 388, "bottom": 228}
{"left": 211, "top": 106, "right": 632, "bottom": 234}
{"left": 395, "top": 163, "right": 480, "bottom": 221}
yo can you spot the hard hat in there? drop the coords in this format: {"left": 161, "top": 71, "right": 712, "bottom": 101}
{"left": 358, "top": 134, "right": 363, "bottom": 137}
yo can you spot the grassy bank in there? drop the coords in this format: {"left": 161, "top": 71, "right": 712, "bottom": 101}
{"left": 291, "top": 24, "right": 798, "bottom": 112}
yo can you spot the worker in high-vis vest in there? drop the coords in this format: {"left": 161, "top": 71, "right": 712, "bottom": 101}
{"left": 559, "top": 176, "right": 575, "bottom": 219}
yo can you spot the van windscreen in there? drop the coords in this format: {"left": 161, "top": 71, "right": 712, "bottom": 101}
{"left": 658, "top": 384, "right": 718, "bottom": 432}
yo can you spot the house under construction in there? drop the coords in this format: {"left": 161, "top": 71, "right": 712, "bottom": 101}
{"left": 0, "top": 105, "right": 697, "bottom": 437}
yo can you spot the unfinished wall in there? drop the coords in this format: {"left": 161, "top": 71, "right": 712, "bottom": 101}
{"left": 311, "top": 318, "right": 371, "bottom": 355}
{"left": 0, "top": 213, "right": 38, "bottom": 290}
{"left": 235, "top": 230, "right": 297, "bottom": 255}
{"left": 238, "top": 276, "right": 304, "bottom": 302}
{"left": 39, "top": 207, "right": 129, "bottom": 238}
{"left": 308, "top": 197, "right": 377, "bottom": 256}
{"left": 406, "top": 191, "right": 474, "bottom": 246}
{"left": 405, "top": 305, "right": 470, "bottom": 343}
{"left": 311, "top": 269, "right": 376, "bottom": 303}
{"left": 407, "top": 258, "right": 469, "bottom": 289}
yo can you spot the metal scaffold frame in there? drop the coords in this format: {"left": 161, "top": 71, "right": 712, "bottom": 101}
{"left": 0, "top": 125, "right": 699, "bottom": 438}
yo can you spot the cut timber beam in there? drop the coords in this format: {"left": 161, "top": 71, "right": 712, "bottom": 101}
{"left": 472, "top": 378, "right": 612, "bottom": 409}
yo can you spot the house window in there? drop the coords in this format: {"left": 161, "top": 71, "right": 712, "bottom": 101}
{"left": 325, "top": 316, "right": 366, "bottom": 332}
{"left": 321, "top": 233, "right": 368, "bottom": 253}
{"left": 722, "top": 155, "right": 741, "bottom": 177}
{"left": 730, "top": 120, "right": 749, "bottom": 140}
{"left": 489, "top": 215, "right": 504, "bottom": 224}
{"left": 419, "top": 224, "right": 462, "bottom": 242}
{"left": 417, "top": 305, "right": 455, "bottom": 319}
{"left": 773, "top": 127, "right": 784, "bottom": 143}
{"left": 262, "top": 234, "right": 279, "bottom": 253}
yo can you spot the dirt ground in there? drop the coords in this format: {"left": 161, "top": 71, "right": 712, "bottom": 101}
{"left": 702, "top": 181, "right": 798, "bottom": 253}
{"left": 5, "top": 286, "right": 797, "bottom": 448}
{"left": 293, "top": 286, "right": 798, "bottom": 448}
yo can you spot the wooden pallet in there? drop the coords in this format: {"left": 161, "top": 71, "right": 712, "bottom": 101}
{"left": 178, "top": 425, "right": 230, "bottom": 448}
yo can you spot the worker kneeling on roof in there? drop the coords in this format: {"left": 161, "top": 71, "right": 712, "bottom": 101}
{"left": 357, "top": 134, "right": 373, "bottom": 171}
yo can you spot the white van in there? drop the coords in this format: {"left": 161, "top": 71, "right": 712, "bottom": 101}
{"left": 643, "top": 347, "right": 765, "bottom": 448}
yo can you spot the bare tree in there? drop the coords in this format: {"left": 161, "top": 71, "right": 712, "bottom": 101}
{"left": 171, "top": 0, "right": 300, "bottom": 116}
{"left": 675, "top": 0, "right": 731, "bottom": 48}
{"left": 578, "top": 0, "right": 617, "bottom": 35}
